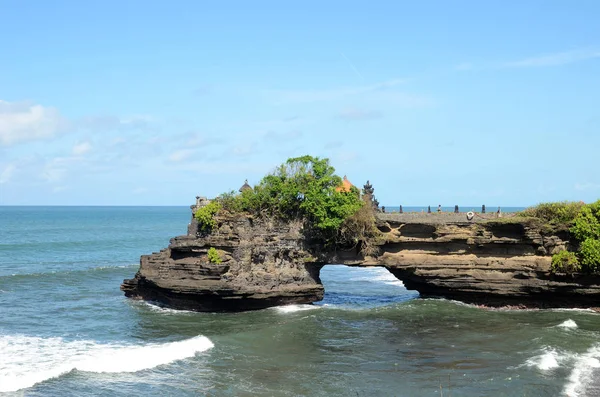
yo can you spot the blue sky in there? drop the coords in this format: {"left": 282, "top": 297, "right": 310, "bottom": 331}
{"left": 1, "top": 1, "right": 599, "bottom": 206}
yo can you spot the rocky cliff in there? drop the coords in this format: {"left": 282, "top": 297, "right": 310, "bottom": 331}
{"left": 122, "top": 212, "right": 325, "bottom": 311}
{"left": 122, "top": 209, "right": 600, "bottom": 311}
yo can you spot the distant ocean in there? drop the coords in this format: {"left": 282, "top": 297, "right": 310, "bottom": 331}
{"left": 1, "top": 206, "right": 599, "bottom": 396}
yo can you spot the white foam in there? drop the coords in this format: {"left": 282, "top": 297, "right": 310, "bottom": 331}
{"left": 564, "top": 345, "right": 600, "bottom": 397}
{"left": 141, "top": 301, "right": 197, "bottom": 314}
{"left": 273, "top": 304, "right": 319, "bottom": 313}
{"left": 0, "top": 334, "right": 213, "bottom": 393}
{"left": 349, "top": 267, "right": 405, "bottom": 288}
{"left": 557, "top": 319, "right": 578, "bottom": 329}
{"left": 525, "top": 347, "right": 563, "bottom": 371}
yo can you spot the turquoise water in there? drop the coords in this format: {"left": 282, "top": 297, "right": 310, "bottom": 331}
{"left": 1, "top": 206, "right": 600, "bottom": 396}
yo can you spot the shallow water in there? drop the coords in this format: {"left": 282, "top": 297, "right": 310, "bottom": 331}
{"left": 1, "top": 207, "right": 599, "bottom": 396}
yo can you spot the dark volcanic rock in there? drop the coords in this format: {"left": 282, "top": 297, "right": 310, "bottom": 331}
{"left": 121, "top": 213, "right": 324, "bottom": 311}
{"left": 122, "top": 209, "right": 600, "bottom": 311}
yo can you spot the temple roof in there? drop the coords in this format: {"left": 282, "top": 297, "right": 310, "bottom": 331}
{"left": 239, "top": 179, "right": 252, "bottom": 192}
{"left": 335, "top": 175, "right": 354, "bottom": 193}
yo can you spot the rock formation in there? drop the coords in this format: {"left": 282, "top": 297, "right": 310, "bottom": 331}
{"left": 122, "top": 211, "right": 325, "bottom": 311}
{"left": 122, "top": 208, "right": 600, "bottom": 311}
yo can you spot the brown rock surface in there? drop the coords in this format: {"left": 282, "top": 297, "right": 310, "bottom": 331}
{"left": 122, "top": 209, "right": 600, "bottom": 311}
{"left": 121, "top": 212, "right": 324, "bottom": 311}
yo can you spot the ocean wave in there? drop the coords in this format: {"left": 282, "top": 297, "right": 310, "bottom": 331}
{"left": 556, "top": 319, "right": 578, "bottom": 329}
{"left": 272, "top": 304, "right": 320, "bottom": 314}
{"left": 525, "top": 347, "right": 564, "bottom": 371}
{"left": 0, "top": 334, "right": 213, "bottom": 393}
{"left": 564, "top": 345, "right": 600, "bottom": 397}
{"left": 347, "top": 267, "right": 405, "bottom": 287}
{"left": 0, "top": 264, "right": 138, "bottom": 280}
{"left": 139, "top": 301, "right": 198, "bottom": 314}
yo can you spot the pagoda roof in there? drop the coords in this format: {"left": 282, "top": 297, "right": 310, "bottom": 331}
{"left": 335, "top": 175, "right": 354, "bottom": 193}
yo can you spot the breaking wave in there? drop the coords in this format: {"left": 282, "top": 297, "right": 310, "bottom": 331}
{"left": 525, "top": 347, "right": 563, "bottom": 371}
{"left": 564, "top": 345, "right": 600, "bottom": 397}
{"left": 273, "top": 304, "right": 320, "bottom": 313}
{"left": 0, "top": 334, "right": 213, "bottom": 393}
{"left": 557, "top": 319, "right": 578, "bottom": 329}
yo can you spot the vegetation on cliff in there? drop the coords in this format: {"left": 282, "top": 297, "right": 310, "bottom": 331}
{"left": 194, "top": 201, "right": 221, "bottom": 232}
{"left": 196, "top": 155, "right": 380, "bottom": 254}
{"left": 207, "top": 247, "right": 222, "bottom": 264}
{"left": 521, "top": 200, "right": 600, "bottom": 273}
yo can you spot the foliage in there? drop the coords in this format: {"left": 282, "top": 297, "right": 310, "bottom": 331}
{"left": 194, "top": 201, "right": 221, "bottom": 233}
{"left": 579, "top": 238, "right": 600, "bottom": 273}
{"left": 337, "top": 195, "right": 382, "bottom": 256}
{"left": 571, "top": 201, "right": 600, "bottom": 242}
{"left": 207, "top": 247, "right": 222, "bottom": 264}
{"left": 518, "top": 201, "right": 585, "bottom": 227}
{"left": 551, "top": 250, "right": 581, "bottom": 273}
{"left": 217, "top": 155, "right": 364, "bottom": 239}
{"left": 519, "top": 200, "right": 600, "bottom": 274}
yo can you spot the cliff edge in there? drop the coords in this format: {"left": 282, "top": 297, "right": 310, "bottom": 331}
{"left": 122, "top": 209, "right": 600, "bottom": 311}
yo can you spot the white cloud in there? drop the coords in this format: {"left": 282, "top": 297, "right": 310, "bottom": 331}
{"left": 42, "top": 166, "right": 67, "bottom": 183}
{"left": 52, "top": 186, "right": 68, "bottom": 193}
{"left": 72, "top": 141, "right": 92, "bottom": 156}
{"left": 263, "top": 130, "right": 303, "bottom": 142}
{"left": 337, "top": 108, "right": 382, "bottom": 121}
{"left": 78, "top": 114, "right": 155, "bottom": 132}
{"left": 454, "top": 62, "right": 474, "bottom": 71}
{"left": 0, "top": 100, "right": 67, "bottom": 146}
{"left": 324, "top": 140, "right": 344, "bottom": 150}
{"left": 0, "top": 163, "right": 16, "bottom": 184}
{"left": 267, "top": 78, "right": 408, "bottom": 104}
{"left": 502, "top": 48, "right": 600, "bottom": 68}
{"left": 132, "top": 187, "right": 148, "bottom": 194}
{"left": 231, "top": 142, "right": 256, "bottom": 157}
{"left": 575, "top": 182, "right": 600, "bottom": 191}
{"left": 168, "top": 149, "right": 196, "bottom": 162}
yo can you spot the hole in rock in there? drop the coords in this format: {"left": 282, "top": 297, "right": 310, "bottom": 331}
{"left": 315, "top": 265, "right": 419, "bottom": 309}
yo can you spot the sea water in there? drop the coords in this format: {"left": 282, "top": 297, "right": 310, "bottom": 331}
{"left": 1, "top": 207, "right": 599, "bottom": 396}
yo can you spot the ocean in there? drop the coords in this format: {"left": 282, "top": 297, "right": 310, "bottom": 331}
{"left": 1, "top": 206, "right": 599, "bottom": 396}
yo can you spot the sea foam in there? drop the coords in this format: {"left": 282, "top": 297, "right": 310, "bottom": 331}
{"left": 525, "top": 348, "right": 562, "bottom": 371}
{"left": 0, "top": 334, "right": 213, "bottom": 393}
{"left": 273, "top": 304, "right": 319, "bottom": 313}
{"left": 563, "top": 345, "right": 600, "bottom": 397}
{"left": 557, "top": 319, "right": 578, "bottom": 329}
{"left": 349, "top": 267, "right": 406, "bottom": 288}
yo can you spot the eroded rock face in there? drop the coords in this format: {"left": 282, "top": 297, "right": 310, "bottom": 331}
{"left": 122, "top": 210, "right": 600, "bottom": 311}
{"left": 122, "top": 213, "right": 324, "bottom": 311}
{"left": 370, "top": 218, "right": 600, "bottom": 308}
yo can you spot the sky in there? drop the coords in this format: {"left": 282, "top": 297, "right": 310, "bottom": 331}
{"left": 1, "top": 1, "right": 599, "bottom": 206}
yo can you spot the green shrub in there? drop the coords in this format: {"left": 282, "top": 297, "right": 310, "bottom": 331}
{"left": 216, "top": 156, "right": 364, "bottom": 240}
{"left": 579, "top": 238, "right": 600, "bottom": 273}
{"left": 551, "top": 250, "right": 581, "bottom": 273}
{"left": 571, "top": 201, "right": 600, "bottom": 242}
{"left": 518, "top": 201, "right": 584, "bottom": 226}
{"left": 207, "top": 247, "right": 222, "bottom": 264}
{"left": 195, "top": 201, "right": 221, "bottom": 233}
